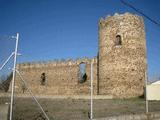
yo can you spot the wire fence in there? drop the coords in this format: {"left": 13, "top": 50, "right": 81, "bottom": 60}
{"left": 9, "top": 57, "right": 93, "bottom": 120}
{"left": 0, "top": 34, "right": 51, "bottom": 120}
{"left": 0, "top": 35, "right": 15, "bottom": 93}
{"left": 0, "top": 35, "right": 15, "bottom": 120}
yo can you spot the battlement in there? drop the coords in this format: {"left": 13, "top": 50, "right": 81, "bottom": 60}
{"left": 99, "top": 12, "right": 144, "bottom": 28}
{"left": 17, "top": 57, "right": 97, "bottom": 69}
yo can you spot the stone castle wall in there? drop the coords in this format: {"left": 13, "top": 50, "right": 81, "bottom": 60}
{"left": 98, "top": 13, "right": 147, "bottom": 98}
{"left": 15, "top": 58, "right": 98, "bottom": 95}
{"left": 12, "top": 12, "right": 147, "bottom": 98}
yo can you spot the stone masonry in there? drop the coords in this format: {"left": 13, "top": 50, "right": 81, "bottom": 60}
{"left": 98, "top": 13, "right": 147, "bottom": 98}
{"left": 13, "top": 12, "right": 147, "bottom": 98}
{"left": 14, "top": 58, "right": 98, "bottom": 95}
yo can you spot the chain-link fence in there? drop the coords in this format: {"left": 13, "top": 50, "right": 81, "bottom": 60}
{"left": 10, "top": 57, "right": 93, "bottom": 120}
{"left": 0, "top": 34, "right": 52, "bottom": 120}
{"left": 0, "top": 35, "right": 15, "bottom": 93}
{"left": 0, "top": 34, "right": 15, "bottom": 120}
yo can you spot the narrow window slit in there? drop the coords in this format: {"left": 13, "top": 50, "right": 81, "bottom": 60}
{"left": 115, "top": 35, "right": 122, "bottom": 46}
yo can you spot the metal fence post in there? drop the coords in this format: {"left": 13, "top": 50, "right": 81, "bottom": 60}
{"left": 9, "top": 33, "right": 19, "bottom": 120}
{"left": 90, "top": 60, "right": 93, "bottom": 119}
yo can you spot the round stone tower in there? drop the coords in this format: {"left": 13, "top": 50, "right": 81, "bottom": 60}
{"left": 98, "top": 13, "right": 147, "bottom": 98}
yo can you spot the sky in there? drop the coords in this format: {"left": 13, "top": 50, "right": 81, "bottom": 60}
{"left": 0, "top": 0, "right": 160, "bottom": 80}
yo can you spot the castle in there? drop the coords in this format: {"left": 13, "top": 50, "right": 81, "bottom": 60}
{"left": 14, "top": 13, "right": 147, "bottom": 98}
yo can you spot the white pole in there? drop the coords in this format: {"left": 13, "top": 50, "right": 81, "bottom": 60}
{"left": 9, "top": 33, "right": 19, "bottom": 120}
{"left": 145, "top": 71, "right": 148, "bottom": 113}
{"left": 90, "top": 60, "right": 93, "bottom": 120}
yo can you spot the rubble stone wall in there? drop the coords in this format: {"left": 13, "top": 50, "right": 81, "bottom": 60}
{"left": 98, "top": 13, "right": 147, "bottom": 98}
{"left": 15, "top": 58, "right": 98, "bottom": 95}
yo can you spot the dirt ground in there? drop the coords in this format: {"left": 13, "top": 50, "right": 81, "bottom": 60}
{"left": 0, "top": 97, "right": 160, "bottom": 120}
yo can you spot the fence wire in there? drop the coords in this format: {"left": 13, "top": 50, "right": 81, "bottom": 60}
{"left": 0, "top": 35, "right": 15, "bottom": 120}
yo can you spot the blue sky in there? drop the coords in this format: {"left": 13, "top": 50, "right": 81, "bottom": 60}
{"left": 0, "top": 0, "right": 160, "bottom": 80}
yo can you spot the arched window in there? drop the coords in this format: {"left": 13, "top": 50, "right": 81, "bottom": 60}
{"left": 115, "top": 35, "right": 122, "bottom": 46}
{"left": 78, "top": 63, "right": 87, "bottom": 83}
{"left": 41, "top": 72, "right": 46, "bottom": 85}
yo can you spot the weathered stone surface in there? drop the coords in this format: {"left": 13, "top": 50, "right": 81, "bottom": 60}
{"left": 98, "top": 13, "right": 147, "bottom": 98}
{"left": 14, "top": 58, "right": 98, "bottom": 95}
